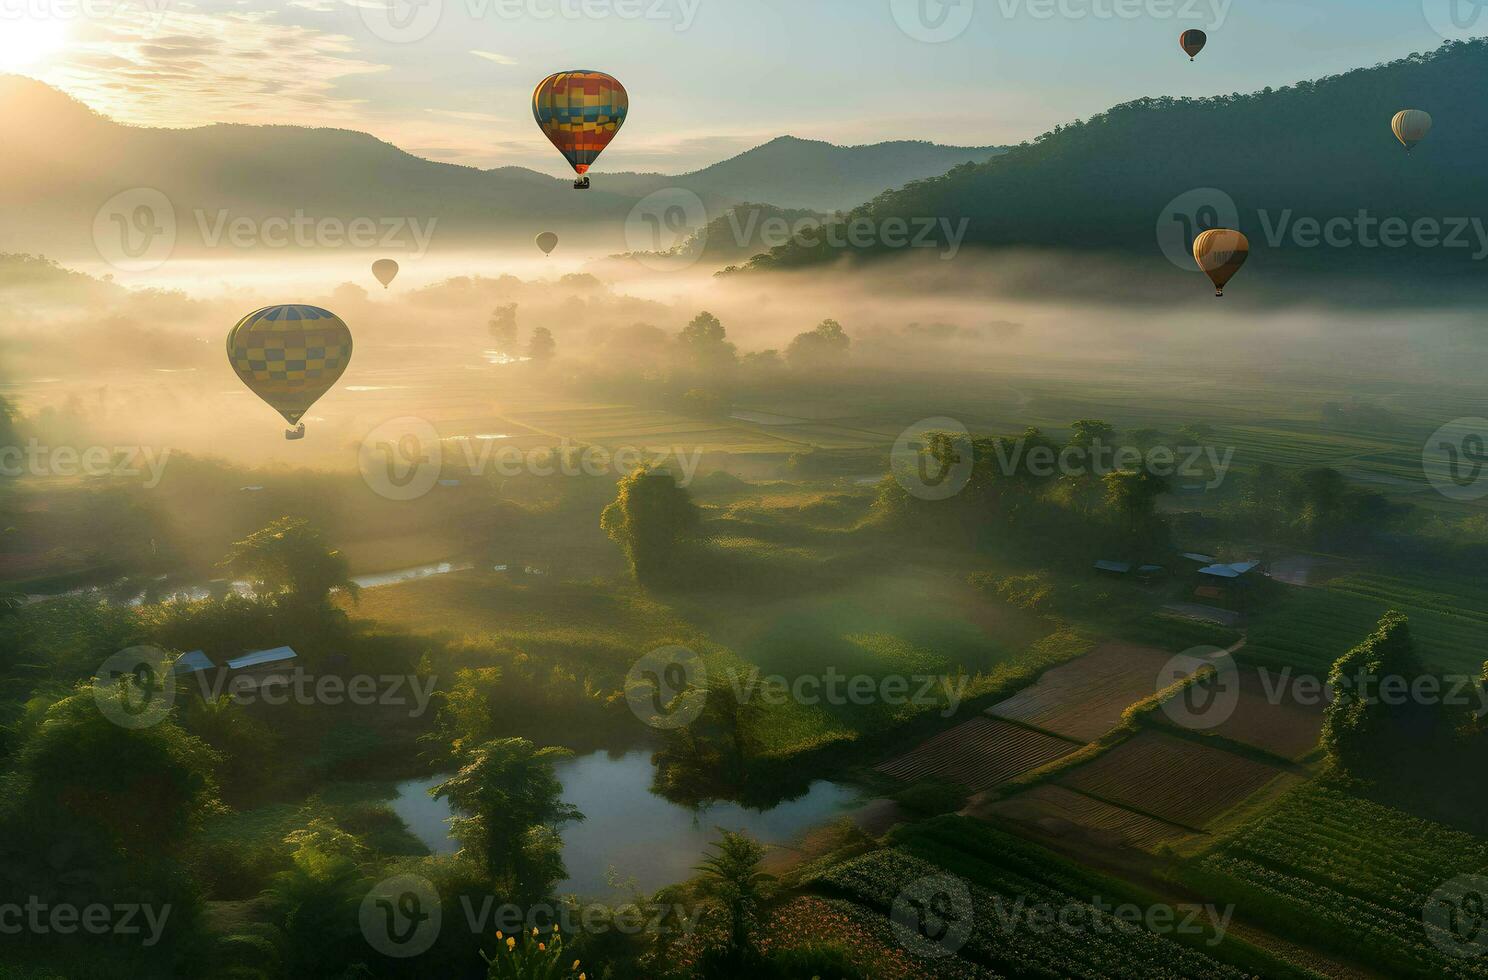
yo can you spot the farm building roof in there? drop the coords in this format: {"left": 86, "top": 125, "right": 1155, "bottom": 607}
{"left": 1197, "top": 561, "right": 1261, "bottom": 579}
{"left": 1094, "top": 560, "right": 1134, "bottom": 574}
{"left": 173, "top": 650, "right": 216, "bottom": 674}
{"left": 1180, "top": 553, "right": 1217, "bottom": 564}
{"left": 226, "top": 646, "right": 298, "bottom": 670}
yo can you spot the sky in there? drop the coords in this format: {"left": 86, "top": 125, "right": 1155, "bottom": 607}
{"left": 1, "top": 0, "right": 1474, "bottom": 174}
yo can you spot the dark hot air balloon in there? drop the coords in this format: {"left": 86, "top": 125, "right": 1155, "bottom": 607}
{"left": 371, "top": 259, "right": 399, "bottom": 289}
{"left": 536, "top": 232, "right": 559, "bottom": 255}
{"left": 1180, "top": 29, "right": 1207, "bottom": 61}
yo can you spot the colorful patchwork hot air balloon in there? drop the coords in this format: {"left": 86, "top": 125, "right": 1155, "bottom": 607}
{"left": 1192, "top": 229, "right": 1249, "bottom": 298}
{"left": 1392, "top": 109, "right": 1432, "bottom": 153}
{"left": 1179, "top": 29, "right": 1207, "bottom": 61}
{"left": 533, "top": 70, "right": 628, "bottom": 189}
{"left": 227, "top": 305, "right": 353, "bottom": 440}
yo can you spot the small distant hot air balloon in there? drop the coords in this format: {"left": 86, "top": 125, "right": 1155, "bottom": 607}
{"left": 227, "top": 305, "right": 353, "bottom": 440}
{"left": 536, "top": 232, "right": 559, "bottom": 256}
{"left": 1192, "top": 229, "right": 1249, "bottom": 298}
{"left": 371, "top": 259, "right": 399, "bottom": 289}
{"left": 533, "top": 70, "right": 628, "bottom": 190}
{"left": 1179, "top": 29, "right": 1207, "bottom": 61}
{"left": 1392, "top": 109, "right": 1432, "bottom": 153}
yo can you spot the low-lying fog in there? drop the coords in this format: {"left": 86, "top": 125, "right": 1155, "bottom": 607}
{"left": 3, "top": 246, "right": 1485, "bottom": 471}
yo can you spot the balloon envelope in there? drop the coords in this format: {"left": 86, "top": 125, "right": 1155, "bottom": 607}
{"left": 227, "top": 305, "right": 353, "bottom": 426}
{"left": 1392, "top": 109, "right": 1432, "bottom": 151}
{"left": 532, "top": 70, "right": 628, "bottom": 175}
{"left": 1192, "top": 229, "right": 1249, "bottom": 297}
{"left": 536, "top": 232, "right": 559, "bottom": 255}
{"left": 1179, "top": 29, "right": 1207, "bottom": 60}
{"left": 372, "top": 259, "right": 399, "bottom": 288}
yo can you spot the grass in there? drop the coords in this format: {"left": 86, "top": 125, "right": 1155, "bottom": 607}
{"left": 1242, "top": 567, "right": 1488, "bottom": 675}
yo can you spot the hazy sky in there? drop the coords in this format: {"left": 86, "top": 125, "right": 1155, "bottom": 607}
{"left": 3, "top": 0, "right": 1471, "bottom": 173}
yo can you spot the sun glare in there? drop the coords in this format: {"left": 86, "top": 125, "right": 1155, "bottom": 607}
{"left": 0, "top": 17, "right": 69, "bottom": 70}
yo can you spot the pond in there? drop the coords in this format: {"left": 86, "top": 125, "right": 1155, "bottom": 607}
{"left": 388, "top": 749, "right": 863, "bottom": 897}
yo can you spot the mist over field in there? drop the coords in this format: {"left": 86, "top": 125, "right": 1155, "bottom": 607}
{"left": 13, "top": 11, "right": 1488, "bottom": 978}
{"left": 4, "top": 245, "right": 1484, "bottom": 474}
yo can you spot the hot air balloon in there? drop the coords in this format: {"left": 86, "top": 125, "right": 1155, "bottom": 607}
{"left": 1179, "top": 29, "right": 1207, "bottom": 61}
{"left": 1392, "top": 109, "right": 1432, "bottom": 153}
{"left": 533, "top": 70, "right": 628, "bottom": 190}
{"left": 1192, "top": 229, "right": 1249, "bottom": 298}
{"left": 227, "top": 305, "right": 353, "bottom": 440}
{"left": 371, "top": 259, "right": 399, "bottom": 289}
{"left": 535, "top": 232, "right": 559, "bottom": 256}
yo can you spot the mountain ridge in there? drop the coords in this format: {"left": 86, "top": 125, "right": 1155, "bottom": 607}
{"left": 0, "top": 74, "right": 1004, "bottom": 257}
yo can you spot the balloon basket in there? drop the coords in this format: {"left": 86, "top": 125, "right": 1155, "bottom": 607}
{"left": 286, "top": 424, "right": 306, "bottom": 441}
{"left": 573, "top": 177, "right": 591, "bottom": 190}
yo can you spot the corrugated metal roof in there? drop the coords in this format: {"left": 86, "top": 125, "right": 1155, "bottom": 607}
{"left": 1094, "top": 560, "right": 1133, "bottom": 574}
{"left": 1197, "top": 561, "right": 1260, "bottom": 579}
{"left": 226, "top": 646, "right": 298, "bottom": 670}
{"left": 173, "top": 650, "right": 216, "bottom": 674}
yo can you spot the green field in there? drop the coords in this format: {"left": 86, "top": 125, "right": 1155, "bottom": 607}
{"left": 1242, "top": 569, "right": 1488, "bottom": 675}
{"left": 1184, "top": 781, "right": 1488, "bottom": 979}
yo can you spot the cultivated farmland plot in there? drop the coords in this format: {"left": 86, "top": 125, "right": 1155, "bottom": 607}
{"left": 1194, "top": 782, "right": 1488, "bottom": 979}
{"left": 987, "top": 641, "right": 1206, "bottom": 742}
{"left": 809, "top": 822, "right": 1253, "bottom": 979}
{"left": 1058, "top": 731, "right": 1297, "bottom": 831}
{"left": 976, "top": 784, "right": 1193, "bottom": 850}
{"left": 1203, "top": 666, "right": 1324, "bottom": 761}
{"left": 877, "top": 717, "right": 1079, "bottom": 792}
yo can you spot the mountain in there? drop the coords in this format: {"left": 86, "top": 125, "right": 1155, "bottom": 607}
{"left": 0, "top": 76, "right": 1001, "bottom": 258}
{"left": 740, "top": 40, "right": 1488, "bottom": 289}
{"left": 602, "top": 137, "right": 1005, "bottom": 212}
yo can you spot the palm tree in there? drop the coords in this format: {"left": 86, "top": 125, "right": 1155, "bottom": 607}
{"left": 693, "top": 830, "right": 775, "bottom": 966}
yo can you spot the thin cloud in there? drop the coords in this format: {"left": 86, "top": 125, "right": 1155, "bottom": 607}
{"left": 39, "top": 6, "right": 387, "bottom": 128}
{"left": 470, "top": 51, "right": 518, "bottom": 66}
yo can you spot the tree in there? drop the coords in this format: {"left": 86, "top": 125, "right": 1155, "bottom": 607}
{"left": 489, "top": 303, "right": 518, "bottom": 350}
{"left": 600, "top": 468, "right": 700, "bottom": 587}
{"left": 5, "top": 684, "right": 222, "bottom": 862}
{"left": 433, "top": 738, "right": 583, "bottom": 903}
{"left": 527, "top": 327, "right": 556, "bottom": 363}
{"left": 220, "top": 517, "right": 357, "bottom": 608}
{"left": 1322, "top": 610, "right": 1439, "bottom": 775}
{"left": 694, "top": 830, "right": 775, "bottom": 971}
{"left": 677, "top": 311, "right": 738, "bottom": 374}
{"left": 785, "top": 319, "right": 850, "bottom": 370}
{"left": 1102, "top": 468, "right": 1168, "bottom": 540}
{"left": 1069, "top": 419, "right": 1116, "bottom": 449}
{"left": 265, "top": 814, "right": 371, "bottom": 978}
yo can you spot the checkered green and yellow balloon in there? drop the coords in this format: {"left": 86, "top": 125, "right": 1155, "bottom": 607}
{"left": 227, "top": 305, "right": 352, "bottom": 429}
